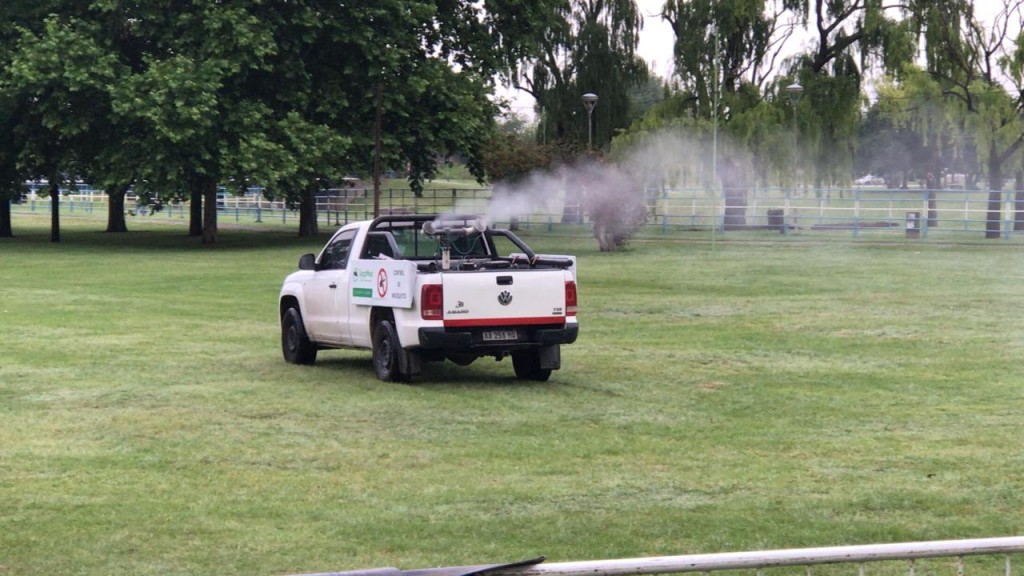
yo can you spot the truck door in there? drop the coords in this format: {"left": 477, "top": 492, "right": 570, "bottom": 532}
{"left": 303, "top": 228, "right": 355, "bottom": 344}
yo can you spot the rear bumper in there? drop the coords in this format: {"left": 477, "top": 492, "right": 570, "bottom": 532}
{"left": 417, "top": 324, "right": 578, "bottom": 351}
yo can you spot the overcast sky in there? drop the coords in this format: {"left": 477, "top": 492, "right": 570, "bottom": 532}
{"left": 635, "top": 0, "right": 676, "bottom": 78}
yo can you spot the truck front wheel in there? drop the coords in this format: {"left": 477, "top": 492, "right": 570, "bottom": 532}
{"left": 512, "top": 350, "right": 552, "bottom": 382}
{"left": 373, "top": 319, "right": 410, "bottom": 382}
{"left": 282, "top": 307, "right": 317, "bottom": 365}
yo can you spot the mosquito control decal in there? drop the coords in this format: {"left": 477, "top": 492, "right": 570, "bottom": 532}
{"left": 351, "top": 259, "right": 416, "bottom": 308}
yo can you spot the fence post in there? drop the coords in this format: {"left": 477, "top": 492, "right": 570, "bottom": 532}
{"left": 1004, "top": 190, "right": 1013, "bottom": 240}
{"left": 660, "top": 186, "right": 669, "bottom": 233}
{"left": 783, "top": 187, "right": 790, "bottom": 236}
{"left": 921, "top": 190, "right": 930, "bottom": 239}
{"left": 717, "top": 188, "right": 725, "bottom": 234}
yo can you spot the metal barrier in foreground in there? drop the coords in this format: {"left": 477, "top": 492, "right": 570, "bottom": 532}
{"left": 290, "top": 537, "right": 1024, "bottom": 576}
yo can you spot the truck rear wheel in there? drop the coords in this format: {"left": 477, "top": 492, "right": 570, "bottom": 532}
{"left": 512, "top": 350, "right": 551, "bottom": 382}
{"left": 282, "top": 307, "right": 317, "bottom": 365}
{"left": 373, "top": 319, "right": 410, "bottom": 383}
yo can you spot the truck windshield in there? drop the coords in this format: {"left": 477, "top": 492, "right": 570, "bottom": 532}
{"left": 389, "top": 228, "right": 437, "bottom": 258}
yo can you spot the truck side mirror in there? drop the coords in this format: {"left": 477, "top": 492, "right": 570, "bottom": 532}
{"left": 298, "top": 253, "right": 316, "bottom": 270}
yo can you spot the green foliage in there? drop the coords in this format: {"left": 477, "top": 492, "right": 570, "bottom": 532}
{"left": 481, "top": 134, "right": 559, "bottom": 183}
{"left": 0, "top": 0, "right": 507, "bottom": 238}
{"left": 496, "top": 0, "right": 648, "bottom": 150}
{"left": 909, "top": 0, "right": 1024, "bottom": 204}
{"left": 663, "top": 0, "right": 777, "bottom": 114}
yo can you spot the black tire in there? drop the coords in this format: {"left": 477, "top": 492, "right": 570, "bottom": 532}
{"left": 512, "top": 350, "right": 551, "bottom": 381}
{"left": 372, "top": 319, "right": 410, "bottom": 382}
{"left": 281, "top": 307, "right": 317, "bottom": 365}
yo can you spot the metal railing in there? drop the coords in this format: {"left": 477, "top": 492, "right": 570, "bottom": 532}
{"left": 290, "top": 537, "right": 1024, "bottom": 576}
{"left": 493, "top": 537, "right": 1024, "bottom": 576}
{"left": 11, "top": 186, "right": 1024, "bottom": 240}
{"left": 650, "top": 187, "right": 1024, "bottom": 240}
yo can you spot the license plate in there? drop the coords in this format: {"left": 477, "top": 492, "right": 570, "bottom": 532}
{"left": 482, "top": 329, "right": 518, "bottom": 341}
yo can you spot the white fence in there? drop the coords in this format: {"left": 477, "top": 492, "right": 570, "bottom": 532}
{"left": 11, "top": 186, "right": 1024, "bottom": 240}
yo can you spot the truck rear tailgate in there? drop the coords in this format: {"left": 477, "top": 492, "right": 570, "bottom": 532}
{"left": 441, "top": 270, "right": 568, "bottom": 327}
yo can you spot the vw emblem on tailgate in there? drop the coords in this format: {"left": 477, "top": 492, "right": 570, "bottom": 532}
{"left": 497, "top": 290, "right": 513, "bottom": 306}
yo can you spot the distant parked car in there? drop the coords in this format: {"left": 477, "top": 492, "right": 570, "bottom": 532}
{"left": 854, "top": 174, "right": 885, "bottom": 185}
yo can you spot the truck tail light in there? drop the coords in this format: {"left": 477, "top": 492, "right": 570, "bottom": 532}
{"left": 421, "top": 284, "right": 443, "bottom": 320}
{"left": 565, "top": 281, "right": 578, "bottom": 316}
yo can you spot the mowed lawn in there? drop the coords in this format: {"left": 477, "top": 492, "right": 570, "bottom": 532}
{"left": 1, "top": 217, "right": 1023, "bottom": 576}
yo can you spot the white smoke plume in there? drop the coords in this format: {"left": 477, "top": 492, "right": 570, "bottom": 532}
{"left": 454, "top": 127, "right": 746, "bottom": 233}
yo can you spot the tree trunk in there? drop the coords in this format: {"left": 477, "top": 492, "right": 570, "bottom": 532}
{"left": 927, "top": 190, "right": 938, "bottom": 228}
{"left": 105, "top": 185, "right": 129, "bottom": 233}
{"left": 924, "top": 173, "right": 938, "bottom": 228}
{"left": 1015, "top": 190, "right": 1024, "bottom": 232}
{"left": 723, "top": 190, "right": 748, "bottom": 229}
{"left": 49, "top": 177, "right": 61, "bottom": 243}
{"left": 0, "top": 197, "right": 11, "bottom": 237}
{"left": 201, "top": 177, "right": 218, "bottom": 244}
{"left": 561, "top": 181, "right": 582, "bottom": 224}
{"left": 189, "top": 189, "right": 203, "bottom": 237}
{"left": 1014, "top": 171, "right": 1024, "bottom": 232}
{"left": 298, "top": 182, "right": 319, "bottom": 237}
{"left": 592, "top": 220, "right": 613, "bottom": 252}
{"left": 984, "top": 191, "right": 1002, "bottom": 239}
{"left": 720, "top": 160, "right": 749, "bottom": 229}
{"left": 985, "top": 153, "right": 1002, "bottom": 239}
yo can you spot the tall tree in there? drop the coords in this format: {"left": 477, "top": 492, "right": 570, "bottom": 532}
{"left": 867, "top": 69, "right": 970, "bottom": 226}
{"left": 913, "top": 0, "right": 1024, "bottom": 238}
{"left": 3, "top": 13, "right": 120, "bottom": 242}
{"left": 494, "top": 0, "right": 648, "bottom": 150}
{"left": 0, "top": 0, "right": 65, "bottom": 238}
{"left": 664, "top": 0, "right": 796, "bottom": 116}
{"left": 786, "top": 0, "right": 916, "bottom": 189}
{"left": 640, "top": 0, "right": 916, "bottom": 189}
{"left": 0, "top": 0, "right": 531, "bottom": 243}
{"left": 108, "top": 0, "right": 286, "bottom": 243}
{"left": 0, "top": 95, "right": 20, "bottom": 238}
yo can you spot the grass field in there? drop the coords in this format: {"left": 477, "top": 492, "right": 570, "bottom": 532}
{"left": 2, "top": 215, "right": 1023, "bottom": 576}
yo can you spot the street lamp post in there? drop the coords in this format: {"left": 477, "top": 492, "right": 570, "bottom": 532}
{"left": 783, "top": 81, "right": 803, "bottom": 235}
{"left": 581, "top": 93, "right": 598, "bottom": 150}
{"left": 785, "top": 82, "right": 803, "bottom": 170}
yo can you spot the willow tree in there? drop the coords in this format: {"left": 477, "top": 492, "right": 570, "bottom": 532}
{"left": 868, "top": 69, "right": 963, "bottom": 226}
{"left": 664, "top": 0, "right": 798, "bottom": 117}
{"left": 794, "top": 0, "right": 917, "bottom": 190}
{"left": 656, "top": 0, "right": 798, "bottom": 224}
{"left": 494, "top": 0, "right": 648, "bottom": 150}
{"left": 912, "top": 0, "right": 1024, "bottom": 238}
{"left": 489, "top": 0, "right": 648, "bottom": 232}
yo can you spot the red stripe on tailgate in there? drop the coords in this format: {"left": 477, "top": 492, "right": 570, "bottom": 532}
{"left": 444, "top": 316, "right": 565, "bottom": 328}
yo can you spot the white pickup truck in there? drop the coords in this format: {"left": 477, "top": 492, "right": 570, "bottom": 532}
{"left": 278, "top": 214, "right": 579, "bottom": 382}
